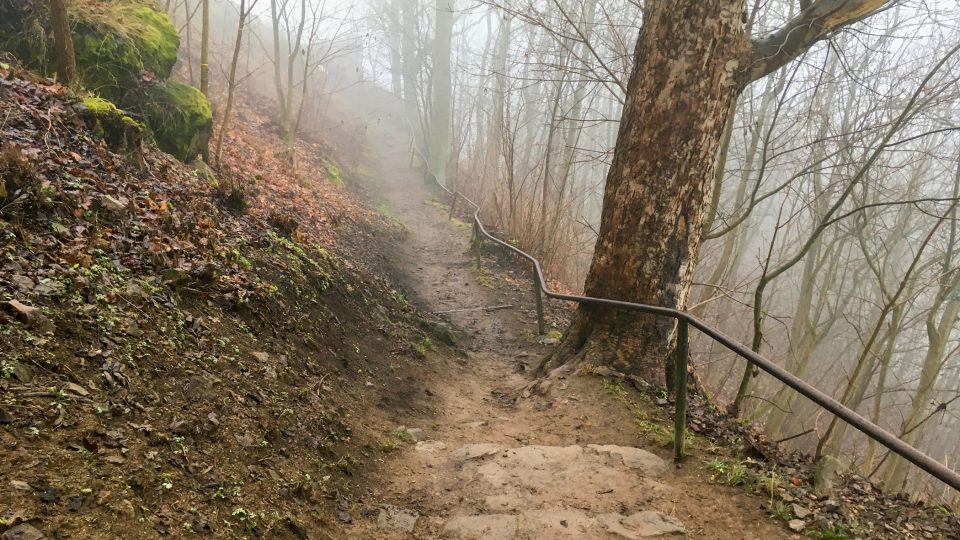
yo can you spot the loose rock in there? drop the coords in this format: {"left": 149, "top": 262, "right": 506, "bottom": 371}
{"left": 98, "top": 194, "right": 127, "bottom": 214}
{"left": 404, "top": 427, "right": 426, "bottom": 442}
{"left": 377, "top": 505, "right": 419, "bottom": 533}
{"left": 3, "top": 300, "right": 53, "bottom": 334}
{"left": 791, "top": 503, "right": 811, "bottom": 519}
{"left": 1, "top": 524, "right": 45, "bottom": 540}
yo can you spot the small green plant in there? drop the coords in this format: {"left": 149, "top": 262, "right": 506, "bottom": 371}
{"left": 231, "top": 507, "right": 259, "bottom": 531}
{"left": 378, "top": 439, "right": 401, "bottom": 453}
{"left": 933, "top": 504, "right": 954, "bottom": 516}
{"left": 159, "top": 472, "right": 174, "bottom": 490}
{"left": 601, "top": 379, "right": 629, "bottom": 403}
{"left": 414, "top": 336, "right": 435, "bottom": 358}
{"left": 760, "top": 470, "right": 783, "bottom": 498}
{"left": 812, "top": 523, "right": 856, "bottom": 540}
{"left": 0, "top": 360, "right": 14, "bottom": 379}
{"left": 324, "top": 159, "right": 344, "bottom": 187}
{"left": 706, "top": 458, "right": 749, "bottom": 487}
{"left": 539, "top": 329, "right": 563, "bottom": 345}
{"left": 770, "top": 500, "right": 792, "bottom": 521}
{"left": 77, "top": 447, "right": 99, "bottom": 470}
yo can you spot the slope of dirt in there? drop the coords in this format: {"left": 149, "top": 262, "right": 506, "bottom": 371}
{"left": 0, "top": 64, "right": 454, "bottom": 539}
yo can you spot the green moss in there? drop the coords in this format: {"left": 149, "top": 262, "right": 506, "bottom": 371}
{"left": 0, "top": 1, "right": 178, "bottom": 102}
{"left": 81, "top": 96, "right": 120, "bottom": 115}
{"left": 78, "top": 96, "right": 144, "bottom": 152}
{"left": 138, "top": 82, "right": 212, "bottom": 162}
{"left": 72, "top": 3, "right": 179, "bottom": 101}
{"left": 323, "top": 160, "right": 344, "bottom": 187}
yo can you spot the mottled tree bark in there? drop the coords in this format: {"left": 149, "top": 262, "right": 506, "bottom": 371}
{"left": 539, "top": 1, "right": 748, "bottom": 385}
{"left": 539, "top": 0, "right": 892, "bottom": 386}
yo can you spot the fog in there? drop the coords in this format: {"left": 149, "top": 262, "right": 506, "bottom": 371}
{"left": 171, "top": 0, "right": 960, "bottom": 505}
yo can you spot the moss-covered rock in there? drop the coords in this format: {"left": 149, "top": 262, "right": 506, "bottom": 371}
{"left": 0, "top": 0, "right": 178, "bottom": 102}
{"left": 77, "top": 96, "right": 144, "bottom": 153}
{"left": 137, "top": 82, "right": 212, "bottom": 162}
{"left": 73, "top": 3, "right": 179, "bottom": 101}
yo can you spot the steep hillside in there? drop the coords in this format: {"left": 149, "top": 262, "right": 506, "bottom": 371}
{"left": 0, "top": 62, "right": 446, "bottom": 539}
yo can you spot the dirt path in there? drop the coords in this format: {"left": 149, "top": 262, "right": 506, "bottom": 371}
{"left": 329, "top": 86, "right": 796, "bottom": 540}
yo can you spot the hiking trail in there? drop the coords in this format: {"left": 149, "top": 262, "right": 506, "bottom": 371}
{"left": 329, "top": 85, "right": 795, "bottom": 540}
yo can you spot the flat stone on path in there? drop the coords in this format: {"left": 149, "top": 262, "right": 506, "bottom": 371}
{"left": 441, "top": 509, "right": 686, "bottom": 539}
{"left": 377, "top": 505, "right": 419, "bottom": 533}
{"left": 414, "top": 440, "right": 447, "bottom": 453}
{"left": 443, "top": 514, "right": 517, "bottom": 539}
{"left": 449, "top": 443, "right": 501, "bottom": 462}
{"left": 519, "top": 508, "right": 609, "bottom": 538}
{"left": 429, "top": 444, "right": 682, "bottom": 538}
{"left": 598, "top": 511, "right": 686, "bottom": 538}
{"left": 587, "top": 444, "right": 667, "bottom": 476}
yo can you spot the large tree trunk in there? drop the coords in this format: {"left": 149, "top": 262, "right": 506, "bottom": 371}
{"left": 49, "top": 0, "right": 77, "bottom": 86}
{"left": 538, "top": 0, "right": 893, "bottom": 388}
{"left": 538, "top": 1, "right": 747, "bottom": 385}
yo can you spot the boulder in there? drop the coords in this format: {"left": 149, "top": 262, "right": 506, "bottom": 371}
{"left": 138, "top": 81, "right": 212, "bottom": 162}
{"left": 0, "top": 1, "right": 179, "bottom": 102}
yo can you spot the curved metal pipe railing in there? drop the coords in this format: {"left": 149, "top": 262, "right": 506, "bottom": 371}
{"left": 434, "top": 180, "right": 960, "bottom": 493}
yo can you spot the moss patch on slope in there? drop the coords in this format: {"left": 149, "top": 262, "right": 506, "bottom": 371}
{"left": 77, "top": 96, "right": 144, "bottom": 153}
{"left": 139, "top": 81, "right": 213, "bottom": 162}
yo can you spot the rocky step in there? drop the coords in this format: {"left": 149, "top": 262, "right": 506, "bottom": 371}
{"left": 373, "top": 442, "right": 687, "bottom": 538}
{"left": 440, "top": 508, "right": 685, "bottom": 539}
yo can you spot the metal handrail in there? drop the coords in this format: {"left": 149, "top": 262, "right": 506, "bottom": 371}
{"left": 434, "top": 181, "right": 960, "bottom": 493}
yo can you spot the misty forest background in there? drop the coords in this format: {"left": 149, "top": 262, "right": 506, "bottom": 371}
{"left": 159, "top": 0, "right": 959, "bottom": 506}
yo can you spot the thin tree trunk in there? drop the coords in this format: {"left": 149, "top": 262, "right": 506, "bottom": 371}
{"left": 49, "top": 0, "right": 77, "bottom": 87}
{"left": 483, "top": 14, "right": 510, "bottom": 188}
{"left": 400, "top": 0, "right": 421, "bottom": 148}
{"left": 427, "top": 0, "right": 454, "bottom": 186}
{"left": 270, "top": 0, "right": 286, "bottom": 137}
{"left": 214, "top": 0, "right": 253, "bottom": 170}
{"left": 200, "top": 0, "right": 209, "bottom": 95}
{"left": 184, "top": 0, "right": 195, "bottom": 85}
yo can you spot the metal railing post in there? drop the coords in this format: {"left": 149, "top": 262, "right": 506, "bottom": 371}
{"left": 533, "top": 273, "right": 545, "bottom": 335}
{"left": 673, "top": 319, "right": 689, "bottom": 464}
{"left": 473, "top": 221, "right": 482, "bottom": 270}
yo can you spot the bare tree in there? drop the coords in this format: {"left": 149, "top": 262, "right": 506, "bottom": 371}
{"left": 49, "top": 0, "right": 77, "bottom": 86}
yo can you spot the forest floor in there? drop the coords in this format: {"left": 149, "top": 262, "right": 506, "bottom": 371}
{"left": 323, "top": 85, "right": 798, "bottom": 539}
